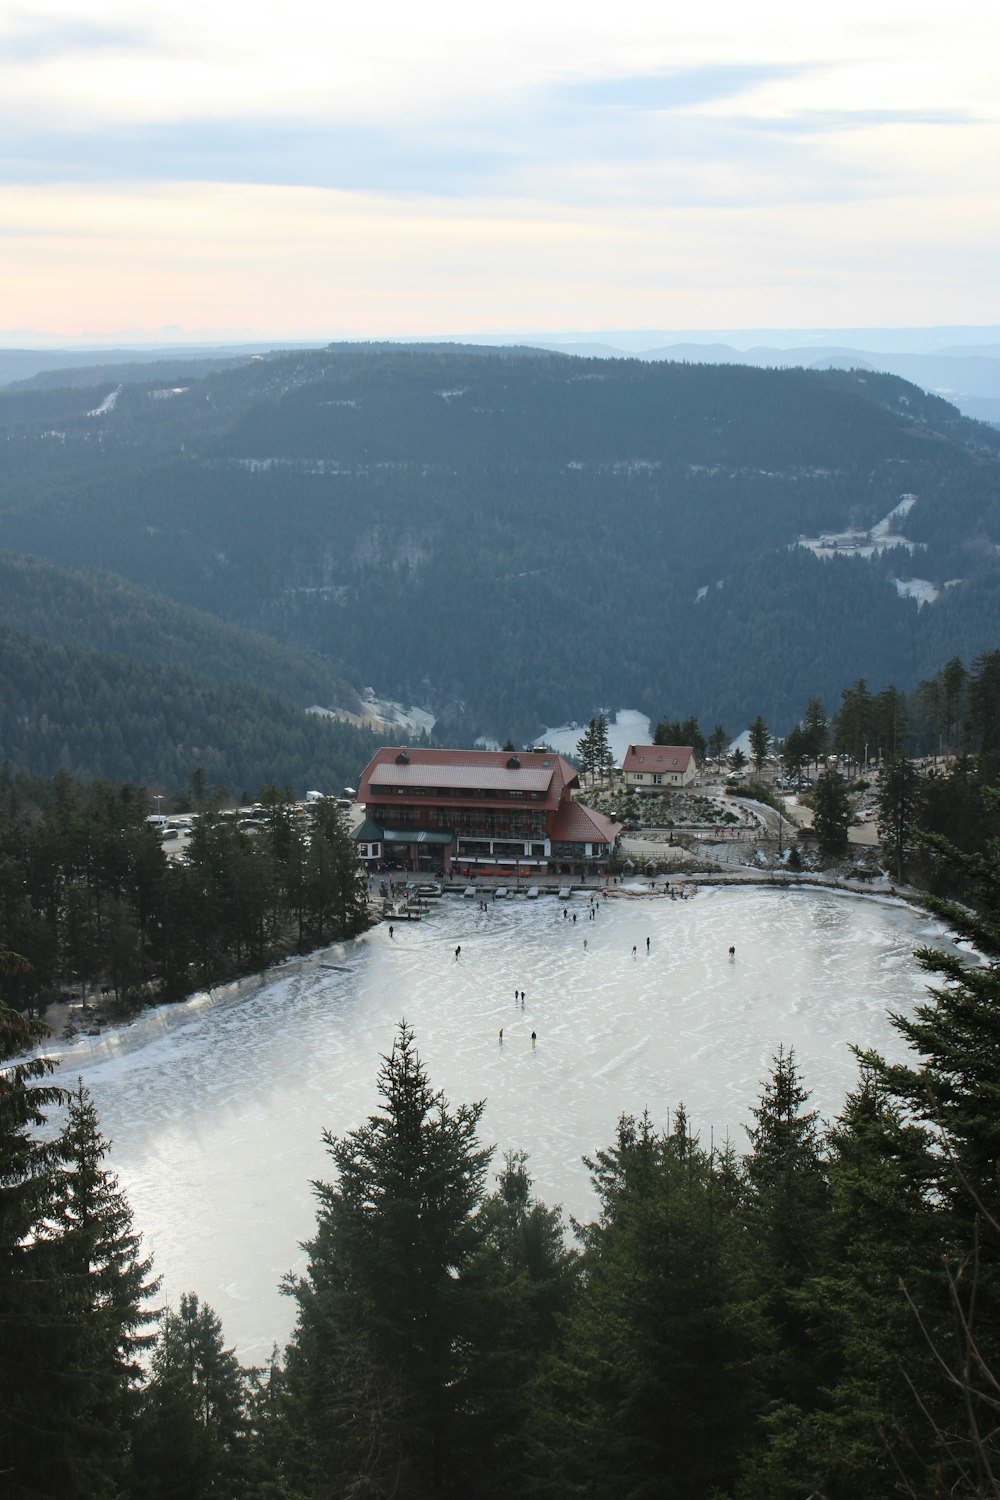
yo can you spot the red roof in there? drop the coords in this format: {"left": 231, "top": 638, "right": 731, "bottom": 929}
{"left": 548, "top": 800, "right": 621, "bottom": 846}
{"left": 357, "top": 746, "right": 579, "bottom": 811}
{"left": 620, "top": 744, "right": 694, "bottom": 775}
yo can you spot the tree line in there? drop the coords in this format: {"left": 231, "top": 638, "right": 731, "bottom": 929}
{"left": 3, "top": 787, "right": 1000, "bottom": 1496}
{"left": 0, "top": 767, "right": 369, "bottom": 1016}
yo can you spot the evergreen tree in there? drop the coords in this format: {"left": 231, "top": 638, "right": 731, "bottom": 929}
{"left": 538, "top": 1110, "right": 766, "bottom": 1500}
{"left": 462, "top": 1152, "right": 579, "bottom": 1496}
{"left": 279, "top": 1022, "right": 493, "bottom": 1499}
{"left": 748, "top": 715, "right": 771, "bottom": 773}
{"left": 834, "top": 680, "right": 873, "bottom": 772}
{"left": 941, "top": 655, "right": 968, "bottom": 753}
{"left": 47, "top": 1084, "right": 160, "bottom": 1498}
{"left": 872, "top": 685, "right": 908, "bottom": 764}
{"left": 876, "top": 752, "right": 921, "bottom": 882}
{"left": 874, "top": 786, "right": 1000, "bottom": 1216}
{"left": 592, "top": 713, "right": 614, "bottom": 785}
{"left": 781, "top": 724, "right": 809, "bottom": 786}
{"left": 0, "top": 988, "right": 70, "bottom": 1497}
{"left": 811, "top": 768, "right": 851, "bottom": 855}
{"left": 967, "top": 649, "right": 1000, "bottom": 759}
{"left": 862, "top": 790, "right": 1000, "bottom": 1489}
{"left": 707, "top": 724, "right": 730, "bottom": 767}
{"left": 575, "top": 719, "right": 597, "bottom": 783}
{"left": 307, "top": 798, "right": 368, "bottom": 940}
{"left": 737, "top": 1069, "right": 941, "bottom": 1500}
{"left": 1, "top": 1006, "right": 158, "bottom": 1500}
{"left": 743, "top": 1048, "right": 828, "bottom": 1406}
{"left": 801, "top": 696, "right": 829, "bottom": 769}
{"left": 654, "top": 716, "right": 706, "bottom": 763}
{"left": 132, "top": 1293, "right": 251, "bottom": 1500}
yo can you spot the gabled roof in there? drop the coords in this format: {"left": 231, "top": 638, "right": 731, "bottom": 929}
{"left": 548, "top": 800, "right": 621, "bottom": 845}
{"left": 357, "top": 746, "right": 579, "bottom": 810}
{"left": 620, "top": 744, "right": 694, "bottom": 775}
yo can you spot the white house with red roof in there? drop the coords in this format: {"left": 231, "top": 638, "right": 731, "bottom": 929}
{"left": 354, "top": 746, "right": 620, "bottom": 876}
{"left": 620, "top": 744, "right": 696, "bottom": 792}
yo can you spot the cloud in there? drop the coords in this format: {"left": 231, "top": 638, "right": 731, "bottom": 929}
{"left": 555, "top": 65, "right": 809, "bottom": 112}
{"left": 0, "top": 117, "right": 516, "bottom": 196}
{"left": 743, "top": 105, "right": 983, "bottom": 134}
{"left": 1, "top": 10, "right": 152, "bottom": 63}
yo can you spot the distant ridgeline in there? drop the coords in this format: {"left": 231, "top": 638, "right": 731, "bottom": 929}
{"left": 1, "top": 342, "right": 999, "bottom": 754}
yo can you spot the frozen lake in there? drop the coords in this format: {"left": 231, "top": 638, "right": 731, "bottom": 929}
{"left": 50, "top": 885, "right": 943, "bottom": 1364}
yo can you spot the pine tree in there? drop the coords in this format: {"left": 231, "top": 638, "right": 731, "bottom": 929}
{"left": 852, "top": 795, "right": 1000, "bottom": 1491}
{"left": 461, "top": 1152, "right": 579, "bottom": 1496}
{"left": 872, "top": 685, "right": 908, "bottom": 763}
{"left": 737, "top": 1068, "right": 942, "bottom": 1500}
{"left": 596, "top": 713, "right": 616, "bottom": 784}
{"left": 801, "top": 696, "right": 829, "bottom": 770}
{"left": 308, "top": 797, "right": 369, "bottom": 940}
{"left": 811, "top": 768, "right": 851, "bottom": 855}
{"left": 748, "top": 714, "right": 771, "bottom": 773}
{"left": 0, "top": 986, "right": 72, "bottom": 1496}
{"left": 876, "top": 752, "right": 921, "bottom": 882}
{"left": 132, "top": 1293, "right": 251, "bottom": 1500}
{"left": 743, "top": 1047, "right": 828, "bottom": 1406}
{"left": 834, "top": 680, "right": 873, "bottom": 773}
{"left": 280, "top": 1022, "right": 493, "bottom": 1498}
{"left": 575, "top": 719, "right": 597, "bottom": 783}
{"left": 875, "top": 787, "right": 1000, "bottom": 1212}
{"left": 781, "top": 724, "right": 810, "bottom": 787}
{"left": 708, "top": 724, "right": 730, "bottom": 767}
{"left": 31, "top": 1084, "right": 160, "bottom": 1498}
{"left": 538, "top": 1110, "right": 766, "bottom": 1500}
{"left": 941, "top": 655, "right": 968, "bottom": 753}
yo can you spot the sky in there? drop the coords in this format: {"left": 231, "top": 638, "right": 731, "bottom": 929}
{"left": 2, "top": 1, "right": 999, "bottom": 344}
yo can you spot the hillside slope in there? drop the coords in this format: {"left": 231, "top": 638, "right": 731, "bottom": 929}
{"left": 0, "top": 623, "right": 379, "bottom": 794}
{"left": 1, "top": 345, "right": 998, "bottom": 739}
{"left": 0, "top": 551, "right": 359, "bottom": 709}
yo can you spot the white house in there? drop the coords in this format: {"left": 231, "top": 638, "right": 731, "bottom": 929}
{"left": 620, "top": 744, "right": 696, "bottom": 792}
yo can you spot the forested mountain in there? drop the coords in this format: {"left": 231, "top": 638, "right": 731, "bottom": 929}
{"left": 0, "top": 552, "right": 360, "bottom": 709}
{"left": 0, "top": 624, "right": 378, "bottom": 796}
{"left": 2, "top": 344, "right": 999, "bottom": 744}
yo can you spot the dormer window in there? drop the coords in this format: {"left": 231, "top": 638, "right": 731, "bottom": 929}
{"left": 395, "top": 751, "right": 410, "bottom": 764}
{"left": 506, "top": 755, "right": 521, "bottom": 769}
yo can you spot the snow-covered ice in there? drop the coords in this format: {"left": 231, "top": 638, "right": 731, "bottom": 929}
{"left": 534, "top": 708, "right": 651, "bottom": 762}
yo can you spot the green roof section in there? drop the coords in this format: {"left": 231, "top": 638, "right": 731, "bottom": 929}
{"left": 351, "top": 818, "right": 384, "bottom": 843}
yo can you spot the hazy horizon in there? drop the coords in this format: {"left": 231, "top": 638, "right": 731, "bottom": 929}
{"left": 3, "top": 322, "right": 999, "bottom": 353}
